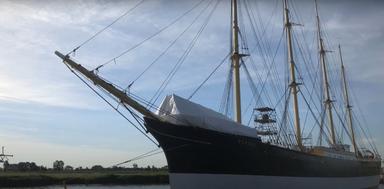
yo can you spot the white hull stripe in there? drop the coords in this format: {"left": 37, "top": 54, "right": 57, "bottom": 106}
{"left": 170, "top": 173, "right": 380, "bottom": 189}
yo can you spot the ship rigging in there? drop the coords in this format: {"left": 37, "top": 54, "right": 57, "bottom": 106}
{"left": 55, "top": 0, "right": 381, "bottom": 188}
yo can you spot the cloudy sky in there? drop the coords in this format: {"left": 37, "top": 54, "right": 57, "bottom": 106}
{"left": 0, "top": 0, "right": 383, "bottom": 168}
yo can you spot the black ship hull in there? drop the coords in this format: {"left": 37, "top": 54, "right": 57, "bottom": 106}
{"left": 144, "top": 117, "right": 381, "bottom": 189}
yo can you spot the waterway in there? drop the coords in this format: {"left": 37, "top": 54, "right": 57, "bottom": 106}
{"left": 1, "top": 185, "right": 170, "bottom": 189}
{"left": 3, "top": 184, "right": 384, "bottom": 189}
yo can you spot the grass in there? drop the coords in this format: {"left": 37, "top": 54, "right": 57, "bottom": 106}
{"left": 0, "top": 171, "right": 169, "bottom": 187}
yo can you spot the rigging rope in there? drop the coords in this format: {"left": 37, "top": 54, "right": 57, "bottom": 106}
{"left": 188, "top": 53, "right": 231, "bottom": 100}
{"left": 219, "top": 63, "right": 233, "bottom": 116}
{"left": 62, "top": 62, "right": 159, "bottom": 146}
{"left": 299, "top": 90, "right": 333, "bottom": 146}
{"left": 65, "top": 58, "right": 214, "bottom": 167}
{"left": 67, "top": 0, "right": 145, "bottom": 55}
{"left": 350, "top": 86, "right": 379, "bottom": 154}
{"left": 112, "top": 148, "right": 162, "bottom": 167}
{"left": 276, "top": 88, "right": 294, "bottom": 147}
{"left": 353, "top": 111, "right": 378, "bottom": 154}
{"left": 241, "top": 30, "right": 285, "bottom": 118}
{"left": 129, "top": 0, "right": 216, "bottom": 87}
{"left": 331, "top": 102, "right": 355, "bottom": 146}
{"left": 243, "top": 1, "right": 286, "bottom": 112}
{"left": 112, "top": 143, "right": 190, "bottom": 167}
{"left": 149, "top": 0, "right": 220, "bottom": 105}
{"left": 93, "top": 0, "right": 206, "bottom": 71}
{"left": 62, "top": 59, "right": 208, "bottom": 144}
{"left": 241, "top": 60, "right": 264, "bottom": 108}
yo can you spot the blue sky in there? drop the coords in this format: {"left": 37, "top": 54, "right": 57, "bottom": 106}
{"left": 0, "top": 0, "right": 383, "bottom": 168}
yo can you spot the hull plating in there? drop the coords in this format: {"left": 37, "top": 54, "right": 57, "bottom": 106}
{"left": 144, "top": 118, "right": 381, "bottom": 188}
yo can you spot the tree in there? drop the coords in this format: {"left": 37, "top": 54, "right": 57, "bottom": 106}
{"left": 64, "top": 165, "right": 73, "bottom": 171}
{"left": 132, "top": 163, "right": 138, "bottom": 169}
{"left": 160, "top": 165, "right": 168, "bottom": 170}
{"left": 39, "top": 166, "right": 48, "bottom": 171}
{"left": 75, "top": 166, "right": 83, "bottom": 171}
{"left": 53, "top": 160, "right": 64, "bottom": 171}
{"left": 17, "top": 162, "right": 28, "bottom": 171}
{"left": 91, "top": 165, "right": 104, "bottom": 171}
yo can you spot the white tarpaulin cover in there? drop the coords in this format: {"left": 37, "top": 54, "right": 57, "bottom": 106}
{"left": 157, "top": 94, "right": 260, "bottom": 139}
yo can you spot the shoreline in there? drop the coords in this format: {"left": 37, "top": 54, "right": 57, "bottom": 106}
{"left": 0, "top": 171, "right": 169, "bottom": 187}
{"left": 1, "top": 171, "right": 382, "bottom": 187}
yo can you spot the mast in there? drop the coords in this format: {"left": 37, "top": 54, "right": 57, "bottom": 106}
{"left": 284, "top": 0, "right": 303, "bottom": 149}
{"left": 231, "top": 0, "right": 242, "bottom": 124}
{"left": 339, "top": 45, "right": 358, "bottom": 154}
{"left": 315, "top": 0, "right": 337, "bottom": 146}
{"left": 54, "top": 51, "right": 156, "bottom": 119}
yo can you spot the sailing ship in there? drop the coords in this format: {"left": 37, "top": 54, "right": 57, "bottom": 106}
{"left": 55, "top": 0, "right": 381, "bottom": 188}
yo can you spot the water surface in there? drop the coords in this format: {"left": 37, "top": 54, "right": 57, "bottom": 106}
{"left": 1, "top": 185, "right": 170, "bottom": 189}
{"left": 3, "top": 184, "right": 383, "bottom": 189}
